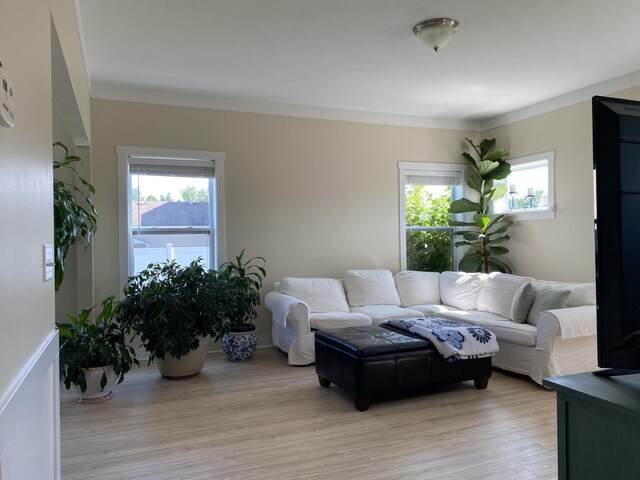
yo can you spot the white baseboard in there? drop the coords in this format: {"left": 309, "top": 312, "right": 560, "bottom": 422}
{"left": 0, "top": 330, "right": 60, "bottom": 480}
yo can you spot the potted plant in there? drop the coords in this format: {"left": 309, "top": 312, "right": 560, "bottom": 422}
{"left": 449, "top": 137, "right": 513, "bottom": 273}
{"left": 117, "top": 259, "right": 227, "bottom": 379}
{"left": 217, "top": 250, "right": 266, "bottom": 361}
{"left": 53, "top": 141, "right": 98, "bottom": 291}
{"left": 57, "top": 295, "right": 138, "bottom": 403}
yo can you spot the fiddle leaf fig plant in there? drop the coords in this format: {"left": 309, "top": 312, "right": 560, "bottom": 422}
{"left": 450, "top": 138, "right": 512, "bottom": 273}
{"left": 53, "top": 141, "right": 98, "bottom": 291}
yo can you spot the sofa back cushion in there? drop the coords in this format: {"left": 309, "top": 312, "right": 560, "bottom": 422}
{"left": 532, "top": 280, "right": 596, "bottom": 307}
{"left": 527, "top": 286, "right": 571, "bottom": 326}
{"left": 279, "top": 277, "right": 350, "bottom": 313}
{"left": 343, "top": 269, "right": 401, "bottom": 307}
{"left": 477, "top": 273, "right": 535, "bottom": 322}
{"left": 394, "top": 271, "right": 441, "bottom": 306}
{"left": 439, "top": 271, "right": 487, "bottom": 311}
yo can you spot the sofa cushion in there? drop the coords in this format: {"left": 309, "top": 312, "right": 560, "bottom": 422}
{"left": 439, "top": 271, "right": 487, "bottom": 311}
{"left": 475, "top": 319, "right": 538, "bottom": 347}
{"left": 310, "top": 312, "right": 372, "bottom": 330}
{"left": 532, "top": 280, "right": 596, "bottom": 307}
{"left": 437, "top": 309, "right": 506, "bottom": 326}
{"left": 477, "top": 273, "right": 535, "bottom": 322}
{"left": 394, "top": 271, "right": 441, "bottom": 306}
{"left": 343, "top": 269, "right": 401, "bottom": 307}
{"left": 527, "top": 286, "right": 571, "bottom": 326}
{"left": 279, "top": 277, "right": 350, "bottom": 313}
{"left": 407, "top": 304, "right": 462, "bottom": 317}
{"left": 349, "top": 305, "right": 423, "bottom": 325}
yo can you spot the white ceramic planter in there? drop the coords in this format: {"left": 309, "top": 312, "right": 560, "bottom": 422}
{"left": 155, "top": 336, "right": 210, "bottom": 379}
{"left": 71, "top": 365, "right": 118, "bottom": 404}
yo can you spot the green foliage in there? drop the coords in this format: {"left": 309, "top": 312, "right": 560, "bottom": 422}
{"left": 57, "top": 295, "right": 139, "bottom": 393}
{"left": 405, "top": 186, "right": 453, "bottom": 272}
{"left": 216, "top": 250, "right": 267, "bottom": 331}
{"left": 117, "top": 252, "right": 266, "bottom": 362}
{"left": 180, "top": 186, "right": 208, "bottom": 202}
{"left": 449, "top": 138, "right": 513, "bottom": 273}
{"left": 53, "top": 142, "right": 98, "bottom": 291}
{"left": 117, "top": 259, "right": 226, "bottom": 363}
{"left": 159, "top": 192, "right": 173, "bottom": 201}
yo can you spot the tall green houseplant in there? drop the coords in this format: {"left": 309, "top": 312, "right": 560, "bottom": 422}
{"left": 450, "top": 138, "right": 512, "bottom": 273}
{"left": 53, "top": 142, "right": 98, "bottom": 290}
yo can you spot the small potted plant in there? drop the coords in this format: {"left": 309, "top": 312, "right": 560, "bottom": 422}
{"left": 117, "top": 259, "right": 227, "bottom": 379}
{"left": 218, "top": 250, "right": 266, "bottom": 361}
{"left": 57, "top": 295, "right": 138, "bottom": 403}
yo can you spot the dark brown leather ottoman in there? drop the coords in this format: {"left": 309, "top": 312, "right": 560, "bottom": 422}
{"left": 315, "top": 325, "right": 492, "bottom": 411}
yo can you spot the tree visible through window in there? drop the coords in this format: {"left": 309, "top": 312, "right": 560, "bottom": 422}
{"left": 405, "top": 184, "right": 453, "bottom": 272}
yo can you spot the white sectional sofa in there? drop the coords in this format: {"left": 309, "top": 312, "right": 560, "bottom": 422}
{"left": 265, "top": 269, "right": 598, "bottom": 384}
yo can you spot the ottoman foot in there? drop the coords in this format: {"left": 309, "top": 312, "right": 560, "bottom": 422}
{"left": 474, "top": 376, "right": 490, "bottom": 389}
{"left": 318, "top": 376, "right": 331, "bottom": 388}
{"left": 354, "top": 398, "right": 370, "bottom": 412}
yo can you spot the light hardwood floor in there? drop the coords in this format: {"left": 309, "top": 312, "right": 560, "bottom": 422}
{"left": 61, "top": 348, "right": 558, "bottom": 479}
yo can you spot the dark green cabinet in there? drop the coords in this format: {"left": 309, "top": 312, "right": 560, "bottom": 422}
{"left": 544, "top": 372, "right": 640, "bottom": 479}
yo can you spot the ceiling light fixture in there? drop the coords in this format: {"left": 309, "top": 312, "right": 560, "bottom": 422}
{"left": 413, "top": 17, "right": 460, "bottom": 52}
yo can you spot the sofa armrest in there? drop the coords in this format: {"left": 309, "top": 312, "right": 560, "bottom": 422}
{"left": 536, "top": 305, "right": 597, "bottom": 352}
{"left": 265, "top": 291, "right": 311, "bottom": 335}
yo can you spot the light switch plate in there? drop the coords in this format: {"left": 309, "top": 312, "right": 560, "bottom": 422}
{"left": 43, "top": 244, "right": 54, "bottom": 282}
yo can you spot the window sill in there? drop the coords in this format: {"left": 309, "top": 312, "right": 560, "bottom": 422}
{"left": 502, "top": 209, "right": 555, "bottom": 221}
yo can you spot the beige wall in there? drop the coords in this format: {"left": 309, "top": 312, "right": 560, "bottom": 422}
{"left": 484, "top": 85, "right": 640, "bottom": 282}
{"left": 0, "top": 0, "right": 54, "bottom": 397}
{"left": 0, "top": 1, "right": 90, "bottom": 477}
{"left": 90, "top": 99, "right": 477, "bottom": 339}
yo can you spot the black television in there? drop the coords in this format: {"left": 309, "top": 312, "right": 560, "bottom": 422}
{"left": 593, "top": 95, "right": 640, "bottom": 373}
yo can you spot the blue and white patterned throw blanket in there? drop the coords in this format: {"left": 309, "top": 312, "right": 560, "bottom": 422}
{"left": 382, "top": 318, "right": 499, "bottom": 361}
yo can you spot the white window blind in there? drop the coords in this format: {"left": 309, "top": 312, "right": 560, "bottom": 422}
{"left": 128, "top": 158, "right": 215, "bottom": 178}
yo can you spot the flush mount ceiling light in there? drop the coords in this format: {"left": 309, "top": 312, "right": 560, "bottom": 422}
{"left": 413, "top": 17, "right": 460, "bottom": 52}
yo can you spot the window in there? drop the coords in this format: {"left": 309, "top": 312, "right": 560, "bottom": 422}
{"left": 117, "top": 147, "right": 225, "bottom": 287}
{"left": 493, "top": 150, "right": 556, "bottom": 220}
{"left": 399, "top": 162, "right": 465, "bottom": 271}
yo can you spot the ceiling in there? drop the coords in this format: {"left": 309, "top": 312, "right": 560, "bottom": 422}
{"left": 76, "top": 0, "right": 640, "bottom": 127}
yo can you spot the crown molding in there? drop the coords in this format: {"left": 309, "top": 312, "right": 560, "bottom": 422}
{"left": 91, "top": 82, "right": 482, "bottom": 132}
{"left": 482, "top": 69, "right": 640, "bottom": 131}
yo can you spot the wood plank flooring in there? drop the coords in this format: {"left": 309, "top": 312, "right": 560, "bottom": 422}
{"left": 60, "top": 348, "right": 558, "bottom": 479}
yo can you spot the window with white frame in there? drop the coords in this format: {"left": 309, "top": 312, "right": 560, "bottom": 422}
{"left": 493, "top": 150, "right": 556, "bottom": 220}
{"left": 398, "top": 162, "right": 465, "bottom": 271}
{"left": 117, "top": 147, "right": 225, "bottom": 287}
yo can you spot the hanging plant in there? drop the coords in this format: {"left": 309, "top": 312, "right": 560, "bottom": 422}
{"left": 53, "top": 141, "right": 98, "bottom": 290}
{"left": 449, "top": 138, "right": 512, "bottom": 273}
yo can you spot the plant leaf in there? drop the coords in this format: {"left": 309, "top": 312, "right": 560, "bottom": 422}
{"left": 489, "top": 183, "right": 508, "bottom": 201}
{"left": 489, "top": 245, "right": 509, "bottom": 255}
{"left": 487, "top": 234, "right": 511, "bottom": 244}
{"left": 450, "top": 198, "right": 480, "bottom": 214}
{"left": 478, "top": 160, "right": 500, "bottom": 178}
{"left": 484, "top": 148, "right": 509, "bottom": 161}
{"left": 473, "top": 214, "right": 491, "bottom": 231}
{"left": 459, "top": 253, "right": 484, "bottom": 272}
{"left": 483, "top": 161, "right": 511, "bottom": 181}
{"left": 487, "top": 257, "right": 512, "bottom": 273}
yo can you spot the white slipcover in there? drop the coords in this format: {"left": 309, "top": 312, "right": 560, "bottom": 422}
{"left": 439, "top": 271, "right": 487, "bottom": 310}
{"left": 394, "top": 270, "right": 441, "bottom": 306}
{"left": 266, "top": 270, "right": 598, "bottom": 384}
{"left": 343, "top": 269, "right": 401, "bottom": 307}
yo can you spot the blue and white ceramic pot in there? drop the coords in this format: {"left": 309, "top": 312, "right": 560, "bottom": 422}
{"left": 222, "top": 324, "right": 257, "bottom": 361}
